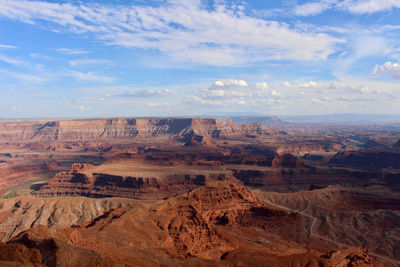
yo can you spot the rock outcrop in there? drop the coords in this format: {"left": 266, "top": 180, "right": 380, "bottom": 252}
{"left": 0, "top": 196, "right": 135, "bottom": 242}
{"left": 1, "top": 182, "right": 390, "bottom": 266}
{"left": 322, "top": 247, "right": 382, "bottom": 266}
{"left": 0, "top": 118, "right": 279, "bottom": 150}
{"left": 34, "top": 163, "right": 237, "bottom": 199}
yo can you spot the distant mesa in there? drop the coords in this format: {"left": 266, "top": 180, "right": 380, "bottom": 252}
{"left": 0, "top": 117, "right": 282, "bottom": 150}
{"left": 34, "top": 160, "right": 237, "bottom": 199}
{"left": 229, "top": 116, "right": 287, "bottom": 126}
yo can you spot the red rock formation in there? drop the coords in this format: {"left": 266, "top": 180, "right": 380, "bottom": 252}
{"left": 0, "top": 242, "right": 42, "bottom": 266}
{"left": 34, "top": 163, "right": 237, "bottom": 199}
{"left": 2, "top": 182, "right": 390, "bottom": 266}
{"left": 0, "top": 118, "right": 280, "bottom": 152}
{"left": 276, "top": 144, "right": 326, "bottom": 155}
{"left": 322, "top": 247, "right": 381, "bottom": 266}
{"left": 69, "top": 163, "right": 95, "bottom": 173}
{"left": 272, "top": 153, "right": 305, "bottom": 168}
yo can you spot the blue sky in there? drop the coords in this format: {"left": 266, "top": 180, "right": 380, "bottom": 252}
{"left": 0, "top": 0, "right": 399, "bottom": 118}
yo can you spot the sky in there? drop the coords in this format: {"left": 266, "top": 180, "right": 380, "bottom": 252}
{"left": 0, "top": 0, "right": 399, "bottom": 118}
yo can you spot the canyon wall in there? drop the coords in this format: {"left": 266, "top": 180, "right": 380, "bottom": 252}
{"left": 0, "top": 118, "right": 275, "bottom": 145}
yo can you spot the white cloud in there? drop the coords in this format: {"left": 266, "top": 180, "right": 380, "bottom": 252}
{"left": 147, "top": 102, "right": 170, "bottom": 107}
{"left": 73, "top": 105, "right": 91, "bottom": 110}
{"left": 196, "top": 79, "right": 282, "bottom": 107}
{"left": 69, "top": 71, "right": 114, "bottom": 83}
{"left": 117, "top": 89, "right": 173, "bottom": 98}
{"left": 0, "top": 44, "right": 18, "bottom": 49}
{"left": 271, "top": 90, "right": 280, "bottom": 96}
{"left": 213, "top": 79, "right": 248, "bottom": 88}
{"left": 55, "top": 48, "right": 90, "bottom": 55}
{"left": 0, "top": 0, "right": 343, "bottom": 65}
{"left": 283, "top": 81, "right": 322, "bottom": 88}
{"left": 293, "top": 0, "right": 400, "bottom": 16}
{"left": 0, "top": 69, "right": 43, "bottom": 83}
{"left": 338, "top": 0, "right": 400, "bottom": 14}
{"left": 254, "top": 82, "right": 268, "bottom": 90}
{"left": 192, "top": 96, "right": 223, "bottom": 106}
{"left": 251, "top": 82, "right": 269, "bottom": 97}
{"left": 374, "top": 61, "right": 400, "bottom": 79}
{"left": 69, "top": 59, "right": 113, "bottom": 67}
{"left": 294, "top": 0, "right": 337, "bottom": 16}
{"left": 29, "top": 53, "right": 54, "bottom": 60}
{"left": 0, "top": 54, "right": 23, "bottom": 65}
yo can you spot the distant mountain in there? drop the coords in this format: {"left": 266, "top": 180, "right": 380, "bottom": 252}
{"left": 281, "top": 113, "right": 400, "bottom": 124}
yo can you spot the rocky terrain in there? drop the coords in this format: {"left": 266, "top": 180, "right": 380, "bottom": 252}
{"left": 0, "top": 182, "right": 392, "bottom": 266}
{"left": 0, "top": 116, "right": 399, "bottom": 266}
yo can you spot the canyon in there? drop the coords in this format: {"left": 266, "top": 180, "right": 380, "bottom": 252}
{"left": 0, "top": 117, "right": 399, "bottom": 266}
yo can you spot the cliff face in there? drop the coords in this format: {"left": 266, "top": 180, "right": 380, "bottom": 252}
{"left": 35, "top": 163, "right": 237, "bottom": 199}
{"left": 0, "top": 118, "right": 194, "bottom": 142}
{"left": 0, "top": 118, "right": 275, "bottom": 148}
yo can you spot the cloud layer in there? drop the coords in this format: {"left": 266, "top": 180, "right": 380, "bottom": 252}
{"left": 0, "top": 0, "right": 342, "bottom": 66}
{"left": 294, "top": 0, "right": 400, "bottom": 16}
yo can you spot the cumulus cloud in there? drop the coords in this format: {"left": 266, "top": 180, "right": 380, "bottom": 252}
{"left": 202, "top": 80, "right": 250, "bottom": 100}
{"left": 374, "top": 61, "right": 400, "bottom": 79}
{"left": 283, "top": 81, "right": 321, "bottom": 88}
{"left": 213, "top": 79, "right": 248, "bottom": 88}
{"left": 196, "top": 79, "right": 281, "bottom": 107}
{"left": 0, "top": 0, "right": 342, "bottom": 65}
{"left": 250, "top": 82, "right": 269, "bottom": 97}
{"left": 254, "top": 82, "right": 268, "bottom": 90}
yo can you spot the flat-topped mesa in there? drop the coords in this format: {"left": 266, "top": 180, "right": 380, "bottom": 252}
{"left": 0, "top": 118, "right": 275, "bottom": 147}
{"left": 35, "top": 162, "right": 237, "bottom": 199}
